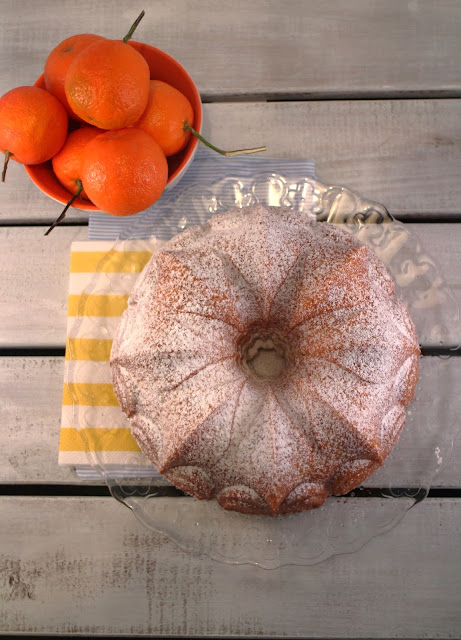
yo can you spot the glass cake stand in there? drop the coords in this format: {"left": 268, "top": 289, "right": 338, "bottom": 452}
{"left": 69, "top": 172, "right": 460, "bottom": 568}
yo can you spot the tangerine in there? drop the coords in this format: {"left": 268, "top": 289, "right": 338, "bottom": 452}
{"left": 45, "top": 125, "right": 102, "bottom": 235}
{"left": 44, "top": 33, "right": 105, "bottom": 118}
{"left": 134, "top": 80, "right": 194, "bottom": 157}
{"left": 80, "top": 128, "right": 168, "bottom": 216}
{"left": 52, "top": 125, "right": 101, "bottom": 199}
{"left": 65, "top": 13, "right": 150, "bottom": 129}
{"left": 0, "top": 86, "right": 68, "bottom": 181}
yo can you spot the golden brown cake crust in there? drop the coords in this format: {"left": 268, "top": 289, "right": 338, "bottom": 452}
{"left": 110, "top": 205, "right": 420, "bottom": 516}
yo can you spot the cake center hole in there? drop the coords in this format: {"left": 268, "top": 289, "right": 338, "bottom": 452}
{"left": 246, "top": 338, "right": 286, "bottom": 380}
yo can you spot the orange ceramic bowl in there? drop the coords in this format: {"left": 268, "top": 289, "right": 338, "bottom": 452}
{"left": 26, "top": 41, "right": 202, "bottom": 212}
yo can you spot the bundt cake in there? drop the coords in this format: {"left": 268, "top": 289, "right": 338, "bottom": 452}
{"left": 110, "top": 204, "right": 420, "bottom": 516}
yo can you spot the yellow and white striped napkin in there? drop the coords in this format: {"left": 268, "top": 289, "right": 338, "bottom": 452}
{"left": 58, "top": 240, "right": 164, "bottom": 478}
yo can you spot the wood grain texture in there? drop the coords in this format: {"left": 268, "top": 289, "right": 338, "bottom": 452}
{"left": 1, "top": 355, "right": 460, "bottom": 486}
{"left": 1, "top": 99, "right": 460, "bottom": 222}
{"left": 204, "top": 100, "right": 461, "bottom": 218}
{"left": 0, "top": 223, "right": 460, "bottom": 347}
{"left": 0, "top": 226, "right": 87, "bottom": 347}
{"left": 0, "top": 496, "right": 460, "bottom": 637}
{"left": 0, "top": 357, "right": 78, "bottom": 484}
{"left": 0, "top": 0, "right": 460, "bottom": 101}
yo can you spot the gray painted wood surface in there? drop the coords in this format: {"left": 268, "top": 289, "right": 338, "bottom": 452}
{"left": 1, "top": 0, "right": 460, "bottom": 101}
{"left": 1, "top": 99, "right": 461, "bottom": 222}
{"left": 1, "top": 355, "right": 460, "bottom": 487}
{"left": 0, "top": 226, "right": 87, "bottom": 348}
{"left": 1, "top": 223, "right": 460, "bottom": 348}
{"left": 0, "top": 497, "right": 460, "bottom": 637}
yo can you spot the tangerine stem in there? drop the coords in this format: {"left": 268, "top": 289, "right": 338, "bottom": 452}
{"left": 123, "top": 10, "right": 145, "bottom": 43}
{"left": 184, "top": 122, "right": 266, "bottom": 157}
{"left": 44, "top": 180, "right": 84, "bottom": 236}
{"left": 2, "top": 150, "right": 12, "bottom": 183}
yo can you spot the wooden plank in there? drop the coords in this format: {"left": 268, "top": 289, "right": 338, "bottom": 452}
{"left": 0, "top": 496, "right": 460, "bottom": 637}
{"left": 0, "top": 357, "right": 78, "bottom": 484}
{"left": 0, "top": 226, "right": 87, "bottom": 348}
{"left": 0, "top": 0, "right": 459, "bottom": 101}
{"left": 1, "top": 99, "right": 460, "bottom": 223}
{"left": 0, "top": 354, "right": 460, "bottom": 487}
{"left": 202, "top": 99, "right": 461, "bottom": 219}
{"left": 1, "top": 223, "right": 460, "bottom": 348}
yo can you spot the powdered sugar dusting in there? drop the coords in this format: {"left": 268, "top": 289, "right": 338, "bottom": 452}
{"left": 110, "top": 205, "right": 420, "bottom": 516}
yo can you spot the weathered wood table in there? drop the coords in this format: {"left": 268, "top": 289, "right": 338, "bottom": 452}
{"left": 1, "top": 1, "right": 460, "bottom": 637}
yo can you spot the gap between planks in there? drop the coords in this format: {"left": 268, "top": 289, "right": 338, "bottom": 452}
{"left": 0, "top": 484, "right": 460, "bottom": 499}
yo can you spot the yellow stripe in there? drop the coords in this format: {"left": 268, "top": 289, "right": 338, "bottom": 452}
{"left": 59, "top": 427, "right": 140, "bottom": 452}
{"left": 70, "top": 250, "right": 152, "bottom": 273}
{"left": 63, "top": 383, "right": 119, "bottom": 406}
{"left": 66, "top": 338, "right": 113, "bottom": 361}
{"left": 68, "top": 293, "right": 128, "bottom": 317}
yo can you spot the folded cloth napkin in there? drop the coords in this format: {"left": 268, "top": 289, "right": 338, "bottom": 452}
{"left": 60, "top": 151, "right": 316, "bottom": 480}
{"left": 58, "top": 240, "right": 163, "bottom": 479}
